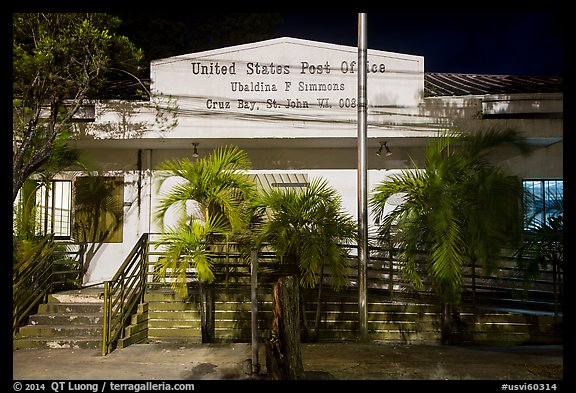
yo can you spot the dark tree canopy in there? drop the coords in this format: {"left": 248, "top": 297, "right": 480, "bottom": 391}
{"left": 12, "top": 13, "right": 144, "bottom": 201}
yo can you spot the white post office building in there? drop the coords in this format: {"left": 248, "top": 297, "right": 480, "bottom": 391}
{"left": 38, "top": 37, "right": 562, "bottom": 286}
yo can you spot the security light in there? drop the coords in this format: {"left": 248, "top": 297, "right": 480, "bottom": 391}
{"left": 377, "top": 141, "right": 392, "bottom": 157}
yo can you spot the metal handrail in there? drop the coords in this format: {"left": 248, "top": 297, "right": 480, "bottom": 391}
{"left": 102, "top": 233, "right": 149, "bottom": 356}
{"left": 51, "top": 242, "right": 86, "bottom": 290}
{"left": 13, "top": 235, "right": 56, "bottom": 336}
{"left": 13, "top": 236, "right": 86, "bottom": 336}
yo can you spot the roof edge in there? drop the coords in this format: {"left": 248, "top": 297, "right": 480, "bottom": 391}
{"left": 151, "top": 36, "right": 423, "bottom": 64}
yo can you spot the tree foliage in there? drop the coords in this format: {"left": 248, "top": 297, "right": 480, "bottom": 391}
{"left": 12, "top": 13, "right": 143, "bottom": 202}
{"left": 153, "top": 146, "right": 256, "bottom": 293}
{"left": 370, "top": 128, "right": 528, "bottom": 304}
{"left": 154, "top": 145, "right": 256, "bottom": 234}
{"left": 253, "top": 177, "right": 357, "bottom": 290}
{"left": 155, "top": 213, "right": 229, "bottom": 297}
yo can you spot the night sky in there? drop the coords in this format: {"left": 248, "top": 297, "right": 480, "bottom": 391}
{"left": 275, "top": 12, "right": 564, "bottom": 76}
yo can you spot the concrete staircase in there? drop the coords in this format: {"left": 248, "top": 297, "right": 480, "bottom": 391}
{"left": 13, "top": 287, "right": 104, "bottom": 350}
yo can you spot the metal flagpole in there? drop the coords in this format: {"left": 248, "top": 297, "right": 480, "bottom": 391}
{"left": 250, "top": 249, "right": 260, "bottom": 375}
{"left": 357, "top": 12, "right": 369, "bottom": 343}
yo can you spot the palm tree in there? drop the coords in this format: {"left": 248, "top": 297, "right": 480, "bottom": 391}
{"left": 370, "top": 128, "right": 528, "bottom": 343}
{"left": 154, "top": 145, "right": 256, "bottom": 341}
{"left": 154, "top": 212, "right": 229, "bottom": 342}
{"left": 253, "top": 177, "right": 358, "bottom": 342}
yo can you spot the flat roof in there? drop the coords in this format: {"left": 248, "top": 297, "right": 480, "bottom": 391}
{"left": 424, "top": 73, "right": 562, "bottom": 97}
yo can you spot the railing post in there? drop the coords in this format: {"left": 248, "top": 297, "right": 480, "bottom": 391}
{"left": 388, "top": 246, "right": 394, "bottom": 298}
{"left": 250, "top": 249, "right": 260, "bottom": 375}
{"left": 140, "top": 234, "right": 149, "bottom": 303}
{"left": 79, "top": 243, "right": 87, "bottom": 288}
{"left": 46, "top": 235, "right": 55, "bottom": 301}
{"left": 102, "top": 281, "right": 110, "bottom": 356}
{"left": 120, "top": 272, "right": 125, "bottom": 339}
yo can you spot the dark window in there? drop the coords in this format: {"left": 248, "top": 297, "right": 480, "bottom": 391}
{"left": 523, "top": 179, "right": 563, "bottom": 230}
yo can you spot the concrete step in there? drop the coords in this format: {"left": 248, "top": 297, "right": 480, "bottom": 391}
{"left": 146, "top": 336, "right": 202, "bottom": 344}
{"left": 13, "top": 337, "right": 101, "bottom": 350}
{"left": 130, "top": 286, "right": 564, "bottom": 347}
{"left": 29, "top": 313, "right": 103, "bottom": 325}
{"left": 38, "top": 302, "right": 104, "bottom": 314}
{"left": 142, "top": 288, "right": 448, "bottom": 345}
{"left": 48, "top": 287, "right": 104, "bottom": 303}
{"left": 14, "top": 288, "right": 104, "bottom": 351}
{"left": 16, "top": 324, "right": 102, "bottom": 338}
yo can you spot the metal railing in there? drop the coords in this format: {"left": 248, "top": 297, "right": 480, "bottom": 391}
{"left": 101, "top": 233, "right": 149, "bottom": 355}
{"left": 13, "top": 236, "right": 86, "bottom": 336}
{"left": 99, "top": 232, "right": 562, "bottom": 353}
{"left": 145, "top": 235, "right": 563, "bottom": 312}
{"left": 51, "top": 241, "right": 86, "bottom": 290}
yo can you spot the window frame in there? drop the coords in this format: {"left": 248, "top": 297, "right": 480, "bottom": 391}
{"left": 18, "top": 179, "right": 73, "bottom": 240}
{"left": 522, "top": 178, "right": 563, "bottom": 231}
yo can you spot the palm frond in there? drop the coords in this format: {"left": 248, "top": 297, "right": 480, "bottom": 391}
{"left": 154, "top": 146, "right": 256, "bottom": 234}
{"left": 428, "top": 211, "right": 464, "bottom": 302}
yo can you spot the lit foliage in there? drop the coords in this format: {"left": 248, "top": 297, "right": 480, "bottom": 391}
{"left": 253, "top": 177, "right": 358, "bottom": 290}
{"left": 153, "top": 146, "right": 256, "bottom": 295}
{"left": 370, "top": 129, "right": 527, "bottom": 303}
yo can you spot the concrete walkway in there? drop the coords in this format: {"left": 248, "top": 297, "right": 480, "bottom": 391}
{"left": 13, "top": 342, "right": 563, "bottom": 381}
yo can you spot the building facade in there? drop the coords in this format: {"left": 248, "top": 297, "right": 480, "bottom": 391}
{"left": 28, "top": 38, "right": 562, "bottom": 286}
